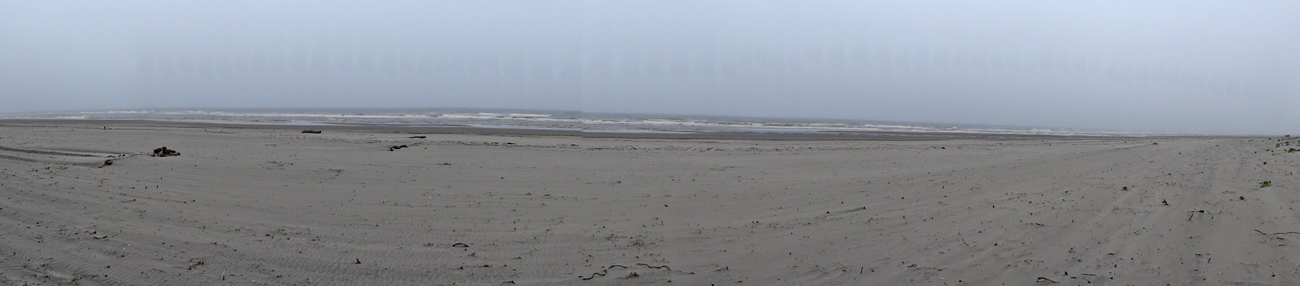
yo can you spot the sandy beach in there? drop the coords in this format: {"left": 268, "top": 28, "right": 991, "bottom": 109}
{"left": 1, "top": 120, "right": 1297, "bottom": 285}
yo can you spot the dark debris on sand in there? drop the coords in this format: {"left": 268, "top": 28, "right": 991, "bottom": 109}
{"left": 151, "top": 147, "right": 180, "bottom": 157}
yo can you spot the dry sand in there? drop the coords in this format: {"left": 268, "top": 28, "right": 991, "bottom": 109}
{"left": 1, "top": 121, "right": 1298, "bottom": 285}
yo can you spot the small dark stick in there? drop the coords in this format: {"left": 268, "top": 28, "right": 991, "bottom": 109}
{"left": 1257, "top": 229, "right": 1300, "bottom": 235}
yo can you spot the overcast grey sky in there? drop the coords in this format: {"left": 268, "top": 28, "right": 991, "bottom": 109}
{"left": 2, "top": 1, "right": 1297, "bottom": 134}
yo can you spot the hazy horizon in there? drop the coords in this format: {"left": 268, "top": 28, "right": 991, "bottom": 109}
{"left": 3, "top": 1, "right": 1297, "bottom": 135}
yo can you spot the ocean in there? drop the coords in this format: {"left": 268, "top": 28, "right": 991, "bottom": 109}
{"left": 0, "top": 108, "right": 1147, "bottom": 137}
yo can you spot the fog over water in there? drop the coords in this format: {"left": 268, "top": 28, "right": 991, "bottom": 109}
{"left": 2, "top": 1, "right": 1297, "bottom": 135}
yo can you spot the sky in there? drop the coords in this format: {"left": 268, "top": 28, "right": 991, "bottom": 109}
{"left": 1, "top": 1, "right": 1297, "bottom": 135}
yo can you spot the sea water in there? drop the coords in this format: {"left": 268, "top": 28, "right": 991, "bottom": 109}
{"left": 1, "top": 108, "right": 1149, "bottom": 136}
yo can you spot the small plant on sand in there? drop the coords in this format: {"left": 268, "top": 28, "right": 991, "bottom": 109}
{"left": 1240, "top": 196, "right": 1246, "bottom": 201}
{"left": 1162, "top": 199, "right": 1169, "bottom": 206}
{"left": 1260, "top": 181, "right": 1272, "bottom": 188}
{"left": 1289, "top": 148, "right": 1298, "bottom": 153}
{"left": 1122, "top": 186, "right": 1128, "bottom": 191}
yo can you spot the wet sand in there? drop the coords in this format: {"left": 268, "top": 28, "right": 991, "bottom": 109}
{"left": 0, "top": 120, "right": 1296, "bottom": 285}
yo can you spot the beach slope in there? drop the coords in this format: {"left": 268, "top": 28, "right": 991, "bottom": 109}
{"left": 0, "top": 122, "right": 1296, "bottom": 285}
